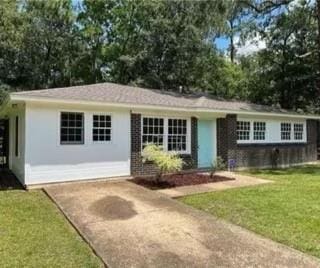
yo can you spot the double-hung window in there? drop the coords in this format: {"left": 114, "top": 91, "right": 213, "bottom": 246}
{"left": 142, "top": 117, "right": 189, "bottom": 153}
{"left": 168, "top": 119, "right": 187, "bottom": 151}
{"left": 237, "top": 121, "right": 250, "bottom": 141}
{"left": 236, "top": 120, "right": 305, "bottom": 143}
{"left": 142, "top": 117, "right": 164, "bottom": 148}
{"left": 93, "top": 115, "right": 111, "bottom": 142}
{"left": 253, "top": 122, "right": 266, "bottom": 141}
{"left": 294, "top": 123, "right": 303, "bottom": 140}
{"left": 281, "top": 123, "right": 291, "bottom": 140}
{"left": 60, "top": 112, "right": 84, "bottom": 144}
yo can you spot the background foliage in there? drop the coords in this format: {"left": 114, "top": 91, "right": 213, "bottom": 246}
{"left": 0, "top": 0, "right": 319, "bottom": 112}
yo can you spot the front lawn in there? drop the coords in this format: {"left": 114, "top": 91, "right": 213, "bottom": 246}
{"left": 180, "top": 165, "right": 320, "bottom": 258}
{"left": 0, "top": 189, "right": 103, "bottom": 267}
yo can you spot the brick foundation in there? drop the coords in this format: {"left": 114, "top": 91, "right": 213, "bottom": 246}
{"left": 130, "top": 113, "right": 198, "bottom": 176}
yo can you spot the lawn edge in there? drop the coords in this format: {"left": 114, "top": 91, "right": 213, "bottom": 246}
{"left": 42, "top": 188, "right": 106, "bottom": 268}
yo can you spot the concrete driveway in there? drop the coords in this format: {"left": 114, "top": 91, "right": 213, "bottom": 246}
{"left": 45, "top": 180, "right": 320, "bottom": 268}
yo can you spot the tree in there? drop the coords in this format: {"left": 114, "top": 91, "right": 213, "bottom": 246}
{"left": 108, "top": 0, "right": 227, "bottom": 91}
{"left": 242, "top": 0, "right": 319, "bottom": 111}
{"left": 0, "top": 0, "right": 26, "bottom": 88}
{"left": 21, "top": 0, "right": 76, "bottom": 89}
{"left": 0, "top": 0, "right": 318, "bottom": 115}
{"left": 224, "top": 1, "right": 248, "bottom": 63}
{"left": 77, "top": 0, "right": 116, "bottom": 84}
{"left": 315, "top": 0, "right": 320, "bottom": 97}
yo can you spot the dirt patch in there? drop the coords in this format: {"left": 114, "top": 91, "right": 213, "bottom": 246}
{"left": 130, "top": 173, "right": 234, "bottom": 190}
{"left": 89, "top": 195, "right": 137, "bottom": 220}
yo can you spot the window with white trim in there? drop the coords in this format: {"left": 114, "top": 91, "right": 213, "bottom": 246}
{"left": 168, "top": 119, "right": 187, "bottom": 151}
{"left": 237, "top": 121, "right": 250, "bottom": 141}
{"left": 253, "top": 122, "right": 266, "bottom": 140}
{"left": 142, "top": 117, "right": 164, "bottom": 148}
{"left": 60, "top": 112, "right": 84, "bottom": 144}
{"left": 281, "top": 123, "right": 291, "bottom": 140}
{"left": 141, "top": 116, "right": 189, "bottom": 153}
{"left": 93, "top": 115, "right": 111, "bottom": 142}
{"left": 294, "top": 123, "right": 303, "bottom": 140}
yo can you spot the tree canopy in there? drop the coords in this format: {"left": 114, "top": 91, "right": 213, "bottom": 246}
{"left": 0, "top": 0, "right": 319, "bottom": 113}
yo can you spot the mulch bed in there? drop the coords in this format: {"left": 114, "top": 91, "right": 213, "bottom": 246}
{"left": 130, "top": 173, "right": 235, "bottom": 190}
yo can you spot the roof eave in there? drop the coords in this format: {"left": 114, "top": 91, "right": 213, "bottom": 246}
{"left": 10, "top": 94, "right": 320, "bottom": 120}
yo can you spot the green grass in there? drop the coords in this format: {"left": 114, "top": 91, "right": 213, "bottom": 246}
{"left": 0, "top": 189, "right": 103, "bottom": 267}
{"left": 180, "top": 165, "right": 320, "bottom": 258}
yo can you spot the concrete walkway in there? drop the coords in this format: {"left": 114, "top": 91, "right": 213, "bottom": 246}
{"left": 158, "top": 171, "right": 272, "bottom": 198}
{"left": 45, "top": 180, "right": 320, "bottom": 268}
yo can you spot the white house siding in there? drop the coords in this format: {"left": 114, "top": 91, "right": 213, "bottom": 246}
{"left": 9, "top": 104, "right": 26, "bottom": 185}
{"left": 237, "top": 116, "right": 307, "bottom": 144}
{"left": 24, "top": 102, "right": 131, "bottom": 185}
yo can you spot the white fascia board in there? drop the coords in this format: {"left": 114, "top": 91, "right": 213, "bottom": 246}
{"left": 10, "top": 94, "right": 320, "bottom": 120}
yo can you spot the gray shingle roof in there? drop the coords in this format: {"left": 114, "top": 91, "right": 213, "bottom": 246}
{"left": 11, "top": 82, "right": 303, "bottom": 115}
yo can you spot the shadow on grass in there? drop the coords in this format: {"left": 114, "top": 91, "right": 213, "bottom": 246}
{"left": 245, "top": 165, "right": 320, "bottom": 177}
{"left": 0, "top": 170, "right": 23, "bottom": 191}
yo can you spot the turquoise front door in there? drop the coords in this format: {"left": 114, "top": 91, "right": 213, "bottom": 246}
{"left": 198, "top": 120, "right": 215, "bottom": 168}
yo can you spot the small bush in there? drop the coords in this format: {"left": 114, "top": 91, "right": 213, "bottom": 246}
{"left": 142, "top": 144, "right": 184, "bottom": 181}
{"left": 210, "top": 156, "right": 226, "bottom": 178}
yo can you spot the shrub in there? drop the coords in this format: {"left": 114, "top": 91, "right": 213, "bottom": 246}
{"left": 210, "top": 156, "right": 226, "bottom": 178}
{"left": 141, "top": 144, "right": 184, "bottom": 182}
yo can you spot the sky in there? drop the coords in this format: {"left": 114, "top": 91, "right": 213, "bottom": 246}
{"left": 215, "top": 37, "right": 229, "bottom": 51}
{"left": 215, "top": 36, "right": 266, "bottom": 56}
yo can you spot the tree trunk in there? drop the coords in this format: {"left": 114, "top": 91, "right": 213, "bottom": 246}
{"left": 229, "top": 19, "right": 235, "bottom": 63}
{"left": 230, "top": 34, "right": 235, "bottom": 63}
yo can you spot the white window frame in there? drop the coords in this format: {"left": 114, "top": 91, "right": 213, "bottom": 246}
{"left": 293, "top": 123, "right": 304, "bottom": 141}
{"left": 237, "top": 120, "right": 267, "bottom": 144}
{"left": 253, "top": 121, "right": 266, "bottom": 141}
{"left": 280, "top": 122, "right": 292, "bottom": 141}
{"left": 167, "top": 118, "right": 188, "bottom": 152}
{"left": 141, "top": 116, "right": 165, "bottom": 148}
{"left": 279, "top": 122, "right": 306, "bottom": 143}
{"left": 92, "top": 114, "right": 112, "bottom": 144}
{"left": 237, "top": 119, "right": 306, "bottom": 144}
{"left": 236, "top": 121, "right": 251, "bottom": 141}
{"left": 59, "top": 111, "right": 85, "bottom": 145}
{"left": 141, "top": 115, "right": 191, "bottom": 154}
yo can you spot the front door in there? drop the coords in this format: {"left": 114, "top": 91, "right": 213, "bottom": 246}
{"left": 198, "top": 120, "right": 215, "bottom": 168}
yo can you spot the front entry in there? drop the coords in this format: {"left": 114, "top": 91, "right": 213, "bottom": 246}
{"left": 198, "top": 120, "right": 215, "bottom": 168}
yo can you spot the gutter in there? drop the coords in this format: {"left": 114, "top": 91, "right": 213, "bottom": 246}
{"left": 10, "top": 94, "right": 320, "bottom": 120}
